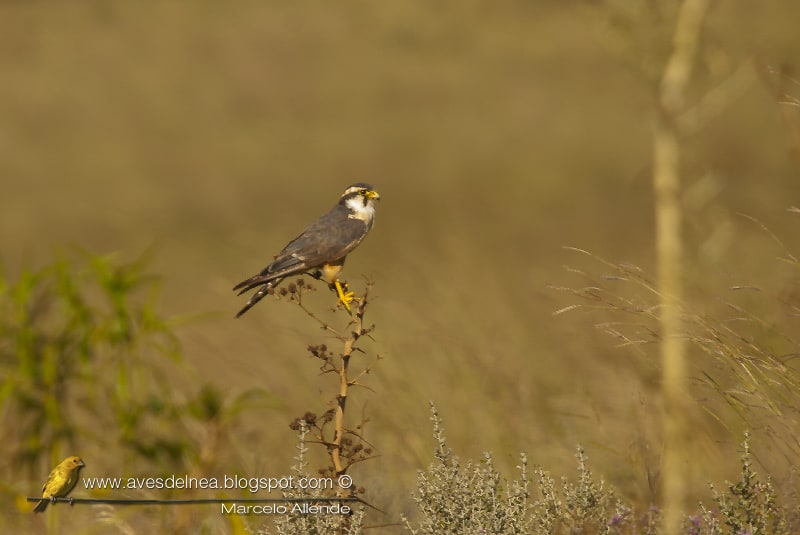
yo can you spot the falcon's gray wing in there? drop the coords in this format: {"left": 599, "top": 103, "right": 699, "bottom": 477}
{"left": 233, "top": 203, "right": 370, "bottom": 294}
{"left": 269, "top": 205, "right": 370, "bottom": 273}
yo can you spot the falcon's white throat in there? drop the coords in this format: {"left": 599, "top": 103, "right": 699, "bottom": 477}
{"left": 345, "top": 196, "right": 377, "bottom": 224}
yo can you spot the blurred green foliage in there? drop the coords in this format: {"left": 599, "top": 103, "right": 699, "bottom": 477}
{"left": 0, "top": 250, "right": 183, "bottom": 473}
{"left": 0, "top": 251, "right": 274, "bottom": 532}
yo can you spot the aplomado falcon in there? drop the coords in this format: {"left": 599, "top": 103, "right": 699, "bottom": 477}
{"left": 233, "top": 183, "right": 380, "bottom": 318}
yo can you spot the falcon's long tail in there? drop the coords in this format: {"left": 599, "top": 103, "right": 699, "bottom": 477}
{"left": 234, "top": 273, "right": 270, "bottom": 294}
{"left": 234, "top": 276, "right": 285, "bottom": 318}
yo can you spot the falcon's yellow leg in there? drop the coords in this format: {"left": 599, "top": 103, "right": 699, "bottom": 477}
{"left": 334, "top": 279, "right": 355, "bottom": 312}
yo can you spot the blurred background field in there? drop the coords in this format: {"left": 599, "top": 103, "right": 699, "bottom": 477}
{"left": 2, "top": 1, "right": 800, "bottom": 532}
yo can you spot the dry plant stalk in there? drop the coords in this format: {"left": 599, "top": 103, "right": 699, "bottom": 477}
{"left": 330, "top": 292, "right": 369, "bottom": 478}
{"left": 282, "top": 279, "right": 378, "bottom": 497}
{"left": 655, "top": 0, "right": 712, "bottom": 532}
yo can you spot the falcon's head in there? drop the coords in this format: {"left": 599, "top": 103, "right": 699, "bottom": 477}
{"left": 340, "top": 183, "right": 380, "bottom": 224}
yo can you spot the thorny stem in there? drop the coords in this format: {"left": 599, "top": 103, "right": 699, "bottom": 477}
{"left": 294, "top": 293, "right": 347, "bottom": 341}
{"left": 285, "top": 278, "right": 376, "bottom": 501}
{"left": 331, "top": 286, "right": 369, "bottom": 484}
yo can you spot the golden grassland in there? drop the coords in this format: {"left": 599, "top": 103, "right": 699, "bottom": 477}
{"left": 2, "top": 1, "right": 800, "bottom": 532}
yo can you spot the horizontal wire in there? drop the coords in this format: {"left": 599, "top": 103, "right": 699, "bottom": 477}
{"left": 27, "top": 496, "right": 358, "bottom": 506}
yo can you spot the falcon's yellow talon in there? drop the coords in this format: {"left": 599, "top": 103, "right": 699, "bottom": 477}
{"left": 334, "top": 280, "right": 355, "bottom": 312}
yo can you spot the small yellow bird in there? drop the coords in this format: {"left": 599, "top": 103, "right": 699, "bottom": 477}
{"left": 33, "top": 456, "right": 85, "bottom": 513}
